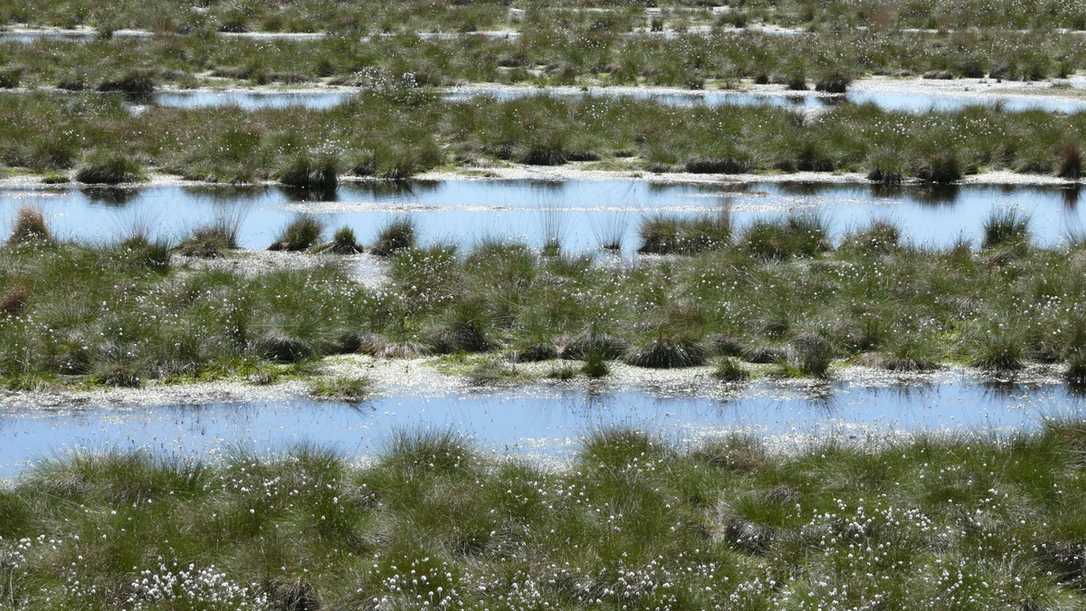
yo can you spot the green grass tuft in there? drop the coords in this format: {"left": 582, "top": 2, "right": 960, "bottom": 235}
{"left": 74, "top": 153, "right": 144, "bottom": 185}
{"left": 269, "top": 214, "right": 323, "bottom": 252}
{"left": 712, "top": 357, "right": 750, "bottom": 382}
{"left": 308, "top": 375, "right": 372, "bottom": 402}
{"left": 371, "top": 218, "right": 416, "bottom": 257}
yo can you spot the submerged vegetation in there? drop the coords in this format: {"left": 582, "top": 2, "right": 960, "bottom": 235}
{"left": 3, "top": 425, "right": 1086, "bottom": 607}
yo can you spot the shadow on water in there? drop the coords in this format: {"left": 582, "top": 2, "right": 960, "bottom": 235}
{"left": 80, "top": 187, "right": 141, "bottom": 206}
{"left": 1063, "top": 185, "right": 1081, "bottom": 209}
{"left": 911, "top": 185, "right": 960, "bottom": 206}
{"left": 181, "top": 184, "right": 271, "bottom": 203}
{"left": 279, "top": 185, "right": 340, "bottom": 202}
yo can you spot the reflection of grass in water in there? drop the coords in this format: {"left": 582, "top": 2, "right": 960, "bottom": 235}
{"left": 6, "top": 423, "right": 1086, "bottom": 606}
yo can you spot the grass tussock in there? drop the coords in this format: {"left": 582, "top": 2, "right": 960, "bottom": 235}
{"left": 74, "top": 153, "right": 144, "bottom": 185}
{"left": 712, "top": 357, "right": 750, "bottom": 382}
{"left": 741, "top": 213, "right": 831, "bottom": 259}
{"left": 839, "top": 220, "right": 900, "bottom": 255}
{"left": 623, "top": 337, "right": 707, "bottom": 369}
{"left": 269, "top": 214, "right": 323, "bottom": 252}
{"left": 176, "top": 217, "right": 240, "bottom": 258}
{"left": 982, "top": 208, "right": 1031, "bottom": 249}
{"left": 973, "top": 330, "right": 1024, "bottom": 372}
{"left": 790, "top": 333, "right": 833, "bottom": 378}
{"left": 321, "top": 226, "right": 363, "bottom": 255}
{"left": 96, "top": 70, "right": 155, "bottom": 96}
{"left": 308, "top": 375, "right": 371, "bottom": 402}
{"left": 371, "top": 218, "right": 416, "bottom": 257}
{"left": 278, "top": 153, "right": 339, "bottom": 191}
{"left": 637, "top": 207, "right": 732, "bottom": 255}
{"left": 7, "top": 207, "right": 52, "bottom": 247}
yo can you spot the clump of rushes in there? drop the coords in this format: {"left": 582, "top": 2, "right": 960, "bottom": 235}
{"left": 916, "top": 152, "right": 962, "bottom": 184}
{"left": 741, "top": 213, "right": 831, "bottom": 259}
{"left": 7, "top": 207, "right": 51, "bottom": 247}
{"left": 814, "top": 70, "right": 852, "bottom": 94}
{"left": 96, "top": 70, "right": 156, "bottom": 96}
{"left": 982, "top": 208, "right": 1030, "bottom": 249}
{"left": 520, "top": 131, "right": 569, "bottom": 166}
{"left": 371, "top": 218, "right": 416, "bottom": 257}
{"left": 269, "top": 214, "right": 323, "bottom": 252}
{"left": 541, "top": 238, "right": 561, "bottom": 258}
{"left": 176, "top": 218, "right": 239, "bottom": 258}
{"left": 791, "top": 333, "right": 833, "bottom": 378}
{"left": 581, "top": 350, "right": 610, "bottom": 378}
{"left": 308, "top": 375, "right": 371, "bottom": 402}
{"left": 1058, "top": 143, "right": 1082, "bottom": 180}
{"left": 278, "top": 153, "right": 339, "bottom": 190}
{"left": 638, "top": 208, "right": 732, "bottom": 255}
{"left": 426, "top": 299, "right": 493, "bottom": 354}
{"left": 839, "top": 220, "right": 900, "bottom": 255}
{"left": 322, "top": 226, "right": 363, "bottom": 254}
{"left": 973, "top": 330, "right": 1024, "bottom": 372}
{"left": 684, "top": 157, "right": 750, "bottom": 174}
{"left": 882, "top": 337, "right": 939, "bottom": 372}
{"left": 624, "top": 337, "right": 706, "bottom": 369}
{"left": 512, "top": 343, "right": 558, "bottom": 363}
{"left": 256, "top": 330, "right": 314, "bottom": 363}
{"left": 713, "top": 357, "right": 750, "bottom": 382}
{"left": 117, "top": 233, "right": 171, "bottom": 272}
{"left": 742, "top": 344, "right": 788, "bottom": 364}
{"left": 467, "top": 359, "right": 519, "bottom": 386}
{"left": 560, "top": 328, "right": 628, "bottom": 360}
{"left": 706, "top": 333, "right": 744, "bottom": 357}
{"left": 74, "top": 153, "right": 144, "bottom": 185}
{"left": 866, "top": 148, "right": 904, "bottom": 185}
{"left": 267, "top": 581, "right": 321, "bottom": 611}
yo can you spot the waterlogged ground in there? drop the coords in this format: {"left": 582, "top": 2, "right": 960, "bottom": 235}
{"left": 1, "top": 180, "right": 1083, "bottom": 253}
{"left": 2, "top": 378, "right": 1082, "bottom": 478}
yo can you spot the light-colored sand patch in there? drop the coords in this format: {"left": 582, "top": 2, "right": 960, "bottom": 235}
{"left": 851, "top": 75, "right": 1086, "bottom": 105}
{"left": 172, "top": 249, "right": 389, "bottom": 287}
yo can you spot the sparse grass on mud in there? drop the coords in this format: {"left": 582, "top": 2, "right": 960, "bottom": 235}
{"left": 3, "top": 424, "right": 1086, "bottom": 608}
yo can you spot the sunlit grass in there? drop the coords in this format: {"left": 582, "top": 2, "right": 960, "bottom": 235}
{"left": 2, "top": 425, "right": 1085, "bottom": 607}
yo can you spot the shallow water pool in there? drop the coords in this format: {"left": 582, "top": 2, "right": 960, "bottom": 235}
{"left": 1, "top": 180, "right": 1082, "bottom": 253}
{"left": 141, "top": 85, "right": 1086, "bottom": 114}
{"left": 1, "top": 380, "right": 1081, "bottom": 477}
